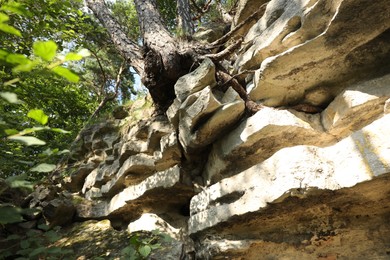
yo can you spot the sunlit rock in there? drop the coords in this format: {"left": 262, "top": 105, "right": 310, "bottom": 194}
{"left": 189, "top": 114, "right": 390, "bottom": 234}
{"left": 174, "top": 58, "right": 217, "bottom": 102}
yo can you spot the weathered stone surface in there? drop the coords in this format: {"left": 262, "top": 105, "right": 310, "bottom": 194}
{"left": 204, "top": 106, "right": 334, "bottom": 183}
{"left": 128, "top": 213, "right": 181, "bottom": 239}
{"left": 166, "top": 98, "right": 181, "bottom": 129}
{"left": 193, "top": 173, "right": 390, "bottom": 259}
{"left": 235, "top": 0, "right": 390, "bottom": 107}
{"left": 189, "top": 114, "right": 390, "bottom": 235}
{"left": 42, "top": 198, "right": 75, "bottom": 227}
{"left": 174, "top": 58, "right": 216, "bottom": 102}
{"left": 119, "top": 139, "right": 148, "bottom": 164}
{"left": 385, "top": 98, "right": 390, "bottom": 114}
{"left": 232, "top": 0, "right": 269, "bottom": 38}
{"left": 89, "top": 153, "right": 156, "bottom": 199}
{"left": 154, "top": 132, "right": 181, "bottom": 171}
{"left": 322, "top": 74, "right": 390, "bottom": 135}
{"left": 66, "top": 163, "right": 96, "bottom": 192}
{"left": 193, "top": 23, "right": 226, "bottom": 43}
{"left": 78, "top": 166, "right": 194, "bottom": 221}
{"left": 147, "top": 119, "right": 174, "bottom": 152}
{"left": 112, "top": 105, "right": 129, "bottom": 119}
{"left": 178, "top": 86, "right": 246, "bottom": 152}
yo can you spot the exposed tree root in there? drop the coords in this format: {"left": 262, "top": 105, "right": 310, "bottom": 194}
{"left": 216, "top": 67, "right": 262, "bottom": 115}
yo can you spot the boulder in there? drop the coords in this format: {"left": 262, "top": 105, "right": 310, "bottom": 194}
{"left": 174, "top": 58, "right": 217, "bottom": 102}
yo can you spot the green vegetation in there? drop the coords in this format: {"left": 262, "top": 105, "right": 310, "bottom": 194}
{"left": 0, "top": 224, "right": 73, "bottom": 260}
{"left": 121, "top": 230, "right": 173, "bottom": 259}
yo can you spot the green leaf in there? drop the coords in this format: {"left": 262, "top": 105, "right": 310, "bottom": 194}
{"left": 0, "top": 92, "right": 22, "bottom": 104}
{"left": 15, "top": 251, "right": 31, "bottom": 259}
{"left": 150, "top": 243, "right": 162, "bottom": 250}
{"left": 121, "top": 246, "right": 136, "bottom": 256}
{"left": 45, "top": 230, "right": 60, "bottom": 242}
{"left": 0, "top": 205, "right": 24, "bottom": 224}
{"left": 37, "top": 223, "right": 50, "bottom": 231}
{"left": 0, "top": 13, "right": 9, "bottom": 23}
{"left": 0, "top": 23, "right": 21, "bottom": 36}
{"left": 30, "top": 163, "right": 56, "bottom": 173}
{"left": 3, "top": 78, "right": 20, "bottom": 86}
{"left": 65, "top": 52, "right": 82, "bottom": 61}
{"left": 129, "top": 235, "right": 139, "bottom": 245}
{"left": 4, "top": 129, "right": 19, "bottom": 135}
{"left": 5, "top": 174, "right": 33, "bottom": 190}
{"left": 8, "top": 178, "right": 34, "bottom": 189}
{"left": 52, "top": 66, "right": 79, "bottom": 82}
{"left": 138, "top": 245, "right": 151, "bottom": 257}
{"left": 0, "top": 49, "right": 9, "bottom": 59}
{"left": 58, "top": 149, "right": 70, "bottom": 155}
{"left": 6, "top": 54, "right": 29, "bottom": 64}
{"left": 27, "top": 109, "right": 49, "bottom": 125}
{"left": 12, "top": 60, "right": 34, "bottom": 72}
{"left": 33, "top": 40, "right": 57, "bottom": 61}
{"left": 46, "top": 247, "right": 62, "bottom": 254}
{"left": 6, "top": 234, "right": 21, "bottom": 241}
{"left": 1, "top": 2, "right": 29, "bottom": 16}
{"left": 20, "top": 240, "right": 30, "bottom": 249}
{"left": 8, "top": 136, "right": 46, "bottom": 146}
{"left": 29, "top": 247, "right": 46, "bottom": 257}
{"left": 19, "top": 126, "right": 47, "bottom": 135}
{"left": 160, "top": 233, "right": 173, "bottom": 242}
{"left": 51, "top": 128, "right": 71, "bottom": 134}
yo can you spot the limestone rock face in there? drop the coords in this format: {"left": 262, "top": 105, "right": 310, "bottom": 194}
{"left": 25, "top": 1, "right": 390, "bottom": 259}
{"left": 190, "top": 114, "right": 390, "bottom": 234}
{"left": 235, "top": 0, "right": 390, "bottom": 107}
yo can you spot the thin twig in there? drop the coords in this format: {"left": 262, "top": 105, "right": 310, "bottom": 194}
{"left": 191, "top": 0, "right": 213, "bottom": 21}
{"left": 89, "top": 48, "right": 107, "bottom": 95}
{"left": 90, "top": 61, "right": 126, "bottom": 119}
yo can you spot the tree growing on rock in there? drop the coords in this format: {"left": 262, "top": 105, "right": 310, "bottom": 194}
{"left": 85, "top": 0, "right": 265, "bottom": 113}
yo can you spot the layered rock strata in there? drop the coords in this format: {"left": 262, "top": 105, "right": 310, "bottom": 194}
{"left": 46, "top": 0, "right": 390, "bottom": 258}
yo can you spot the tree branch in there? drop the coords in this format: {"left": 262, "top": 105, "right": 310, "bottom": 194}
{"left": 90, "top": 61, "right": 126, "bottom": 119}
{"left": 85, "top": 0, "right": 144, "bottom": 75}
{"left": 191, "top": 0, "right": 213, "bottom": 21}
{"left": 88, "top": 48, "right": 107, "bottom": 96}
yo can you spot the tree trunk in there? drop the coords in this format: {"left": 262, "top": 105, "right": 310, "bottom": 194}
{"left": 177, "top": 0, "right": 194, "bottom": 36}
{"left": 87, "top": 0, "right": 194, "bottom": 111}
{"left": 85, "top": 0, "right": 144, "bottom": 75}
{"left": 86, "top": 0, "right": 258, "bottom": 114}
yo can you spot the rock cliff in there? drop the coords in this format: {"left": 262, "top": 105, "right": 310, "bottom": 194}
{"left": 24, "top": 0, "right": 390, "bottom": 259}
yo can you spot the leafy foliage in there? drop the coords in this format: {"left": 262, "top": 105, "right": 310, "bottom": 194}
{"left": 0, "top": 0, "right": 136, "bottom": 179}
{"left": 121, "top": 230, "right": 172, "bottom": 260}
{"left": 0, "top": 225, "right": 74, "bottom": 259}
